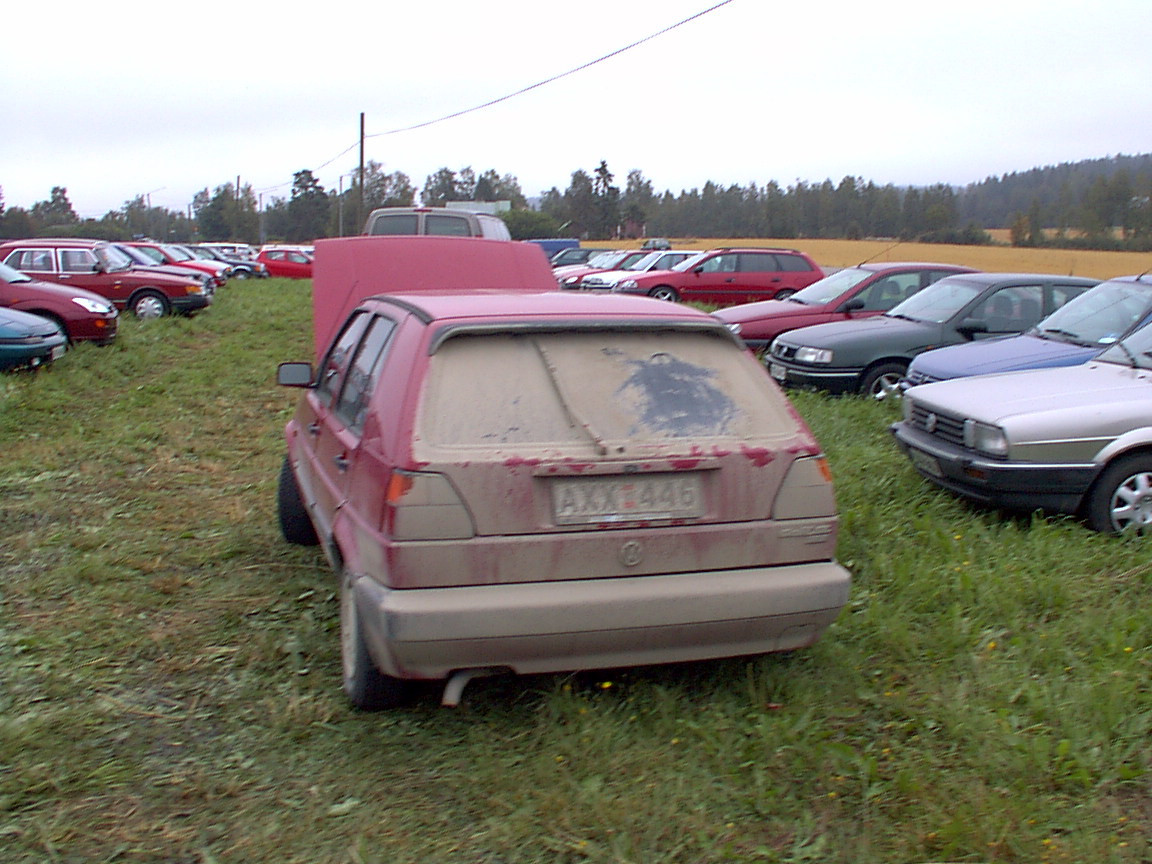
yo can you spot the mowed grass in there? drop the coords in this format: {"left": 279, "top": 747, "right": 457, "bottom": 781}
{"left": 1, "top": 258, "right": 1150, "bottom": 863}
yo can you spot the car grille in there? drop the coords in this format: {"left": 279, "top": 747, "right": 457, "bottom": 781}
{"left": 904, "top": 369, "right": 941, "bottom": 387}
{"left": 771, "top": 342, "right": 797, "bottom": 361}
{"left": 906, "top": 403, "right": 967, "bottom": 448}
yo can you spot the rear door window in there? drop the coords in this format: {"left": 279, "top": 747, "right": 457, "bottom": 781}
{"left": 368, "top": 214, "right": 420, "bottom": 235}
{"left": 425, "top": 214, "right": 473, "bottom": 236}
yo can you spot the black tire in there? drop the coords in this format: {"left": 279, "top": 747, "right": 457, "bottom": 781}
{"left": 1085, "top": 454, "right": 1152, "bottom": 534}
{"left": 130, "top": 290, "right": 170, "bottom": 320}
{"left": 860, "top": 362, "right": 907, "bottom": 399}
{"left": 233, "top": 269, "right": 251, "bottom": 279}
{"left": 277, "top": 456, "right": 319, "bottom": 546}
{"left": 649, "top": 286, "right": 679, "bottom": 302}
{"left": 340, "top": 569, "right": 412, "bottom": 710}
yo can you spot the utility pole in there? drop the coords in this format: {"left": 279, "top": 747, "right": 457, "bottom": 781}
{"left": 357, "top": 112, "right": 365, "bottom": 232}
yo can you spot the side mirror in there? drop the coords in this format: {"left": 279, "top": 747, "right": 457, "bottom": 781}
{"left": 841, "top": 298, "right": 865, "bottom": 312}
{"left": 277, "top": 361, "right": 314, "bottom": 387}
{"left": 92, "top": 261, "right": 106, "bottom": 274}
{"left": 956, "top": 319, "right": 988, "bottom": 338}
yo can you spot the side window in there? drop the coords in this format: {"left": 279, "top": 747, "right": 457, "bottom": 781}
{"left": 699, "top": 254, "right": 739, "bottom": 274}
{"left": 969, "top": 285, "right": 1043, "bottom": 332}
{"left": 60, "top": 250, "right": 95, "bottom": 272}
{"left": 775, "top": 254, "right": 814, "bottom": 273}
{"left": 369, "top": 214, "right": 419, "bottom": 235}
{"left": 289, "top": 253, "right": 308, "bottom": 264}
{"left": 316, "top": 312, "right": 372, "bottom": 408}
{"left": 737, "top": 253, "right": 778, "bottom": 273}
{"left": 859, "top": 275, "right": 918, "bottom": 311}
{"left": 425, "top": 214, "right": 472, "bottom": 236}
{"left": 8, "top": 249, "right": 54, "bottom": 271}
{"left": 1048, "top": 283, "right": 1091, "bottom": 314}
{"left": 334, "top": 317, "right": 398, "bottom": 432}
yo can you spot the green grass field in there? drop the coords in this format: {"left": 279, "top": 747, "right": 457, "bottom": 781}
{"left": 1, "top": 278, "right": 1149, "bottom": 863}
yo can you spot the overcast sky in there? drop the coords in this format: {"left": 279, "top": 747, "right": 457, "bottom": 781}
{"left": 3, "top": 0, "right": 1150, "bottom": 219}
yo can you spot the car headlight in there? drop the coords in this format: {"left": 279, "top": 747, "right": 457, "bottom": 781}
{"left": 562, "top": 275, "right": 580, "bottom": 286}
{"left": 964, "top": 420, "right": 1008, "bottom": 457}
{"left": 795, "top": 346, "right": 833, "bottom": 364}
{"left": 618, "top": 279, "right": 639, "bottom": 290}
{"left": 72, "top": 297, "right": 113, "bottom": 314}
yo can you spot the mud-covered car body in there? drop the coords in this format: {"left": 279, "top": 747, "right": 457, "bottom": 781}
{"left": 276, "top": 237, "right": 850, "bottom": 708}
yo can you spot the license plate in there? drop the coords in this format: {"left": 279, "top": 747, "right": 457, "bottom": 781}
{"left": 769, "top": 363, "right": 786, "bottom": 383}
{"left": 51, "top": 345, "right": 66, "bottom": 360}
{"left": 552, "top": 474, "right": 703, "bottom": 525}
{"left": 909, "top": 448, "right": 943, "bottom": 478}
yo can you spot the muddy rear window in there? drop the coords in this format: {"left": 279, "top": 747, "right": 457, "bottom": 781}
{"left": 416, "top": 331, "right": 795, "bottom": 452}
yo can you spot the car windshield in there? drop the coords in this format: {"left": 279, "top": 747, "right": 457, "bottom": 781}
{"left": 672, "top": 252, "right": 709, "bottom": 272}
{"left": 787, "top": 268, "right": 872, "bottom": 305}
{"left": 886, "top": 277, "right": 983, "bottom": 323}
{"left": 163, "top": 245, "right": 194, "bottom": 262}
{"left": 623, "top": 251, "right": 666, "bottom": 271}
{"left": 1033, "top": 279, "right": 1152, "bottom": 347}
{"left": 0, "top": 261, "right": 32, "bottom": 283}
{"left": 586, "top": 251, "right": 625, "bottom": 268}
{"left": 115, "top": 245, "right": 150, "bottom": 265}
{"left": 1097, "top": 316, "right": 1152, "bottom": 370}
{"left": 97, "top": 246, "right": 133, "bottom": 271}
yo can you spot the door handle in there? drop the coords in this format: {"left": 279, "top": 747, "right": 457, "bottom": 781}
{"left": 334, "top": 455, "right": 350, "bottom": 472}
{"left": 307, "top": 423, "right": 320, "bottom": 436}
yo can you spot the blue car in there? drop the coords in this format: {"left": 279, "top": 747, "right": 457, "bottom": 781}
{"left": 903, "top": 274, "right": 1152, "bottom": 387}
{"left": 0, "top": 306, "right": 68, "bottom": 371}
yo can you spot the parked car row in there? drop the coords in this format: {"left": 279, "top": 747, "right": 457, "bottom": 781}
{"left": 715, "top": 262, "right": 1152, "bottom": 535}
{"left": 556, "top": 246, "right": 826, "bottom": 306}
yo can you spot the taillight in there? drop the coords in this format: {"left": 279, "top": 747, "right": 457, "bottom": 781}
{"left": 384, "top": 470, "right": 475, "bottom": 540}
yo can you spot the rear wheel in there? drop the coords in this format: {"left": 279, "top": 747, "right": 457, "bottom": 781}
{"left": 277, "top": 456, "right": 319, "bottom": 545}
{"left": 1085, "top": 454, "right": 1152, "bottom": 534}
{"left": 649, "top": 286, "right": 679, "bottom": 302}
{"left": 860, "top": 362, "right": 906, "bottom": 399}
{"left": 131, "top": 290, "right": 169, "bottom": 320}
{"left": 340, "top": 568, "right": 412, "bottom": 710}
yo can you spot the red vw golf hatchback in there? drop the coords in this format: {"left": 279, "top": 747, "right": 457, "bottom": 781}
{"left": 276, "top": 237, "right": 850, "bottom": 709}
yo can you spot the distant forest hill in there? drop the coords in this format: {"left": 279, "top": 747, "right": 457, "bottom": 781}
{"left": 956, "top": 152, "right": 1152, "bottom": 234}
{"left": 523, "top": 153, "right": 1152, "bottom": 250}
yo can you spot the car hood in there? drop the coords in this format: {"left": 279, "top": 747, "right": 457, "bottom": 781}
{"left": 910, "top": 334, "right": 1097, "bottom": 379}
{"left": 0, "top": 306, "right": 62, "bottom": 337}
{"left": 715, "top": 298, "right": 810, "bottom": 323}
{"left": 1, "top": 275, "right": 111, "bottom": 307}
{"left": 906, "top": 361, "right": 1152, "bottom": 425}
{"left": 781, "top": 315, "right": 933, "bottom": 349}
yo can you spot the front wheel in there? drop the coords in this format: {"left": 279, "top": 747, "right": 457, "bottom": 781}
{"left": 860, "top": 362, "right": 906, "bottom": 399}
{"left": 131, "top": 290, "right": 170, "bottom": 320}
{"left": 649, "top": 286, "right": 679, "bottom": 302}
{"left": 340, "top": 569, "right": 413, "bottom": 710}
{"left": 1085, "top": 454, "right": 1152, "bottom": 534}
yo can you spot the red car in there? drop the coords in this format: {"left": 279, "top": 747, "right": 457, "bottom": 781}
{"left": 714, "top": 262, "right": 979, "bottom": 353}
{"left": 611, "top": 247, "right": 824, "bottom": 306}
{"left": 274, "top": 236, "right": 850, "bottom": 709}
{"left": 124, "top": 241, "right": 230, "bottom": 289}
{"left": 0, "top": 238, "right": 211, "bottom": 319}
{"left": 257, "top": 247, "right": 314, "bottom": 279}
{"left": 0, "top": 259, "right": 118, "bottom": 344}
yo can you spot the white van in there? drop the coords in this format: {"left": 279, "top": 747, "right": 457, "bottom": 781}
{"left": 362, "top": 206, "right": 511, "bottom": 241}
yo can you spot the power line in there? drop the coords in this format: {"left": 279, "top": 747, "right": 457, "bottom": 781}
{"left": 306, "top": 0, "right": 735, "bottom": 180}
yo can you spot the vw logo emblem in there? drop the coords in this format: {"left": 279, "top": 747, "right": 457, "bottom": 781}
{"left": 925, "top": 413, "right": 938, "bottom": 434}
{"left": 618, "top": 541, "right": 643, "bottom": 567}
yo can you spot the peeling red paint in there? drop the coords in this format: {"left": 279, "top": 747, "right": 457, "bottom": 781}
{"left": 740, "top": 445, "right": 776, "bottom": 467}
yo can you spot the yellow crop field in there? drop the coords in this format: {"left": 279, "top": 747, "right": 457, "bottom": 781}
{"left": 588, "top": 238, "right": 1149, "bottom": 281}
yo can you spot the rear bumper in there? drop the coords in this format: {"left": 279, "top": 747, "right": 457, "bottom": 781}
{"left": 354, "top": 562, "right": 851, "bottom": 680}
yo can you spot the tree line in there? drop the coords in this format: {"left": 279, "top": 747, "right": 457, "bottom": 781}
{"left": 3, "top": 153, "right": 1150, "bottom": 251}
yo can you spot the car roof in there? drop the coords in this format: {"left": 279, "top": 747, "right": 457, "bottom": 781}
{"left": 936, "top": 272, "right": 1099, "bottom": 285}
{"left": 857, "top": 262, "right": 976, "bottom": 272}
{"left": 361, "top": 289, "right": 725, "bottom": 325}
